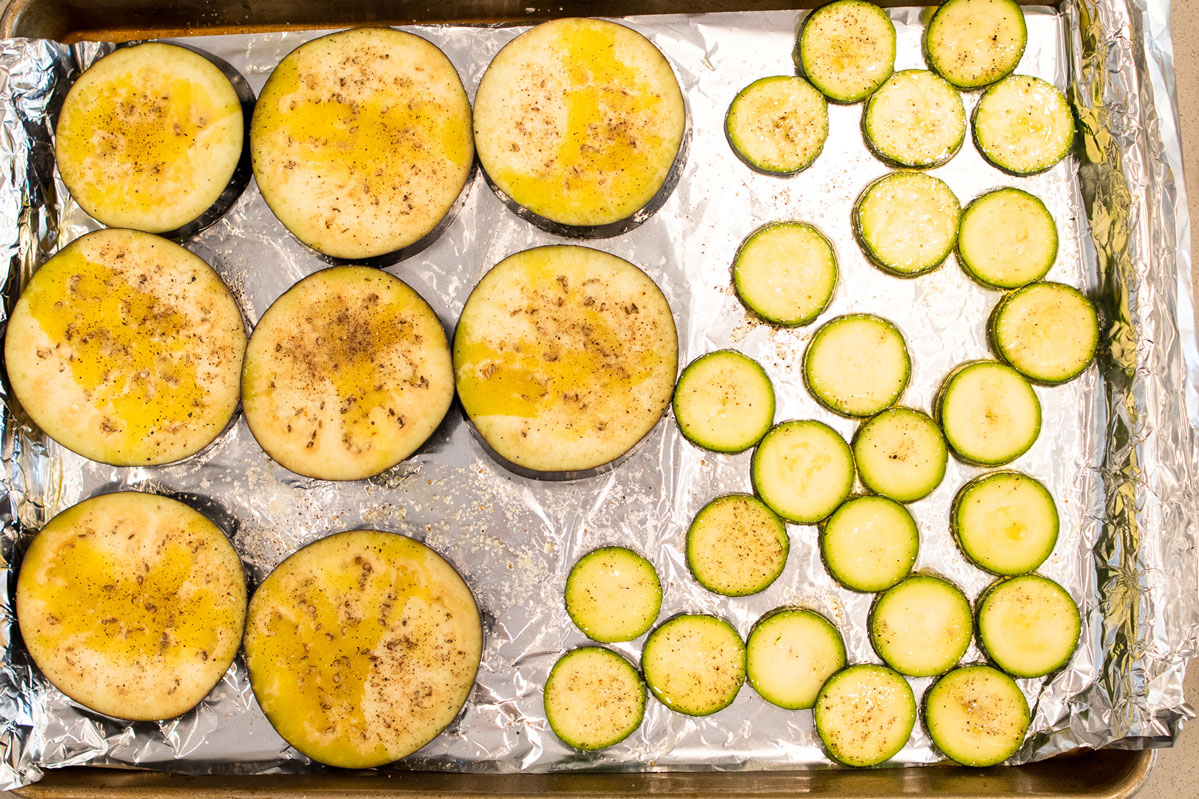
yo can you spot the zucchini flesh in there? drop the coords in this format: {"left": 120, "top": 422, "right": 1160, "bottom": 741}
{"left": 687, "top": 494, "right": 789, "bottom": 597}
{"left": 814, "top": 664, "right": 915, "bottom": 767}
{"left": 751, "top": 420, "right": 855, "bottom": 524}
{"left": 925, "top": 0, "right": 1028, "bottom": 89}
{"left": 545, "top": 647, "right": 646, "bottom": 750}
{"left": 804, "top": 314, "right": 910, "bottom": 418}
{"left": 726, "top": 76, "right": 828, "bottom": 175}
{"left": 242, "top": 267, "right": 454, "bottom": 481}
{"left": 990, "top": 282, "right": 1099, "bottom": 384}
{"left": 852, "top": 408, "right": 948, "bottom": 503}
{"left": 565, "top": 546, "right": 662, "bottom": 643}
{"left": 925, "top": 665, "right": 1030, "bottom": 767}
{"left": 863, "top": 70, "right": 966, "bottom": 168}
{"left": 4, "top": 229, "right": 245, "bottom": 466}
{"left": 643, "top": 614, "right": 745, "bottom": 716}
{"left": 958, "top": 188, "right": 1057, "bottom": 289}
{"left": 821, "top": 496, "right": 919, "bottom": 592}
{"left": 673, "top": 350, "right": 775, "bottom": 453}
{"left": 854, "top": 172, "right": 961, "bottom": 276}
{"left": 746, "top": 609, "right": 846, "bottom": 710}
{"left": 798, "top": 1, "right": 896, "bottom": 103}
{"left": 977, "top": 575, "right": 1081, "bottom": 678}
{"left": 869, "top": 576, "right": 972, "bottom": 677}
{"left": 973, "top": 75, "right": 1074, "bottom": 175}
{"left": 952, "top": 471, "right": 1058, "bottom": 575}
{"left": 15, "top": 492, "right": 246, "bottom": 722}
{"left": 732, "top": 222, "right": 838, "bottom": 326}
{"left": 937, "top": 361, "right": 1041, "bottom": 466}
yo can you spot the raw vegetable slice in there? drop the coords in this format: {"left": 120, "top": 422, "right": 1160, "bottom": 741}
{"left": 673, "top": 350, "right": 775, "bottom": 453}
{"left": 798, "top": 1, "right": 896, "bottom": 103}
{"left": 4, "top": 228, "right": 245, "bottom": 466}
{"left": 853, "top": 408, "right": 948, "bottom": 503}
{"left": 937, "top": 361, "right": 1041, "bottom": 466}
{"left": 746, "top": 608, "right": 847, "bottom": 710}
{"left": 454, "top": 246, "right": 678, "bottom": 477}
{"left": 726, "top": 76, "right": 828, "bottom": 174}
{"left": 814, "top": 664, "right": 915, "bottom": 767}
{"left": 869, "top": 575, "right": 972, "bottom": 677}
{"left": 925, "top": 0, "right": 1028, "bottom": 89}
{"left": 803, "top": 314, "right": 910, "bottom": 418}
{"left": 687, "top": 494, "right": 789, "bottom": 597}
{"left": 16, "top": 492, "right": 246, "bottom": 721}
{"left": 55, "top": 42, "right": 250, "bottom": 237}
{"left": 854, "top": 172, "right": 961, "bottom": 277}
{"left": 821, "top": 496, "right": 919, "bottom": 592}
{"left": 977, "top": 575, "right": 1081, "bottom": 678}
{"left": 973, "top": 75, "right": 1074, "bottom": 175}
{"left": 751, "top": 420, "right": 855, "bottom": 524}
{"left": 642, "top": 614, "right": 745, "bottom": 716}
{"left": 473, "top": 17, "right": 686, "bottom": 235}
{"left": 242, "top": 267, "right": 453, "bottom": 481}
{"left": 925, "top": 665, "right": 1030, "bottom": 767}
{"left": 244, "top": 530, "right": 482, "bottom": 769}
{"left": 951, "top": 471, "right": 1058, "bottom": 575}
{"left": 565, "top": 547, "right": 662, "bottom": 643}
{"left": 958, "top": 188, "right": 1057, "bottom": 289}
{"left": 990, "top": 281, "right": 1099, "bottom": 384}
{"left": 863, "top": 69, "right": 966, "bottom": 168}
{"left": 252, "top": 28, "right": 473, "bottom": 262}
{"left": 732, "top": 222, "right": 838, "bottom": 326}
{"left": 545, "top": 647, "right": 646, "bottom": 750}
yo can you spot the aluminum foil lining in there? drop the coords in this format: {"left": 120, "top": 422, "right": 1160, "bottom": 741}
{"left": 0, "top": 1, "right": 1195, "bottom": 789}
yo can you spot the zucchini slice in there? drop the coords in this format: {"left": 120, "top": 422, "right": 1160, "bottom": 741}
{"left": 863, "top": 70, "right": 966, "bottom": 168}
{"left": 852, "top": 408, "right": 948, "bottom": 503}
{"left": 814, "top": 664, "right": 916, "bottom": 767}
{"left": 925, "top": 665, "right": 1030, "bottom": 767}
{"left": 454, "top": 246, "right": 678, "bottom": 477}
{"left": 732, "top": 222, "right": 838, "bottom": 327}
{"left": 925, "top": 0, "right": 1028, "bottom": 89}
{"left": 804, "top": 314, "right": 910, "bottom": 418}
{"left": 751, "top": 420, "right": 855, "bottom": 524}
{"left": 798, "top": 1, "right": 896, "bottom": 104}
{"left": 951, "top": 471, "right": 1059, "bottom": 575}
{"left": 977, "top": 575, "right": 1081, "bottom": 678}
{"left": 473, "top": 18, "right": 686, "bottom": 236}
{"left": 958, "top": 188, "right": 1057, "bottom": 289}
{"left": 726, "top": 76, "right": 828, "bottom": 175}
{"left": 565, "top": 546, "right": 662, "bottom": 643}
{"left": 821, "top": 496, "right": 919, "bottom": 592}
{"left": 973, "top": 75, "right": 1074, "bottom": 175}
{"left": 545, "top": 647, "right": 646, "bottom": 750}
{"left": 16, "top": 492, "right": 246, "bottom": 722}
{"left": 673, "top": 350, "right": 775, "bottom": 453}
{"left": 642, "top": 614, "right": 745, "bottom": 716}
{"left": 687, "top": 494, "right": 789, "bottom": 597}
{"left": 869, "top": 575, "right": 972, "bottom": 677}
{"left": 252, "top": 28, "right": 473, "bottom": 262}
{"left": 746, "top": 608, "right": 847, "bottom": 710}
{"left": 242, "top": 267, "right": 454, "bottom": 481}
{"left": 244, "top": 530, "right": 482, "bottom": 769}
{"left": 55, "top": 42, "right": 250, "bottom": 238}
{"left": 990, "top": 281, "right": 1099, "bottom": 385}
{"left": 854, "top": 172, "right": 961, "bottom": 277}
{"left": 937, "top": 361, "right": 1041, "bottom": 466}
{"left": 4, "top": 229, "right": 245, "bottom": 466}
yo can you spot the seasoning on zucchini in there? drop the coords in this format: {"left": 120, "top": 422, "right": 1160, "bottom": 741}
{"left": 990, "top": 281, "right": 1099, "bottom": 385}
{"left": 673, "top": 350, "right": 775, "bottom": 453}
{"left": 803, "top": 314, "right": 910, "bottom": 418}
{"left": 853, "top": 408, "right": 948, "bottom": 503}
{"left": 545, "top": 647, "right": 646, "bottom": 750}
{"left": 797, "top": 0, "right": 897, "bottom": 103}
{"left": 732, "top": 222, "right": 838, "bottom": 326}
{"left": 473, "top": 17, "right": 686, "bottom": 236}
{"left": 814, "top": 664, "right": 916, "bottom": 767}
{"left": 751, "top": 420, "right": 856, "bottom": 524}
{"left": 854, "top": 172, "right": 961, "bottom": 277}
{"left": 821, "top": 496, "right": 919, "bottom": 592}
{"left": 863, "top": 69, "right": 966, "bottom": 168}
{"left": 454, "top": 246, "right": 678, "bottom": 477}
{"left": 243, "top": 530, "right": 482, "bottom": 769}
{"left": 869, "top": 575, "right": 973, "bottom": 677}
{"left": 937, "top": 361, "right": 1041, "bottom": 466}
{"left": 925, "top": 665, "right": 1030, "bottom": 767}
{"left": 973, "top": 74, "right": 1074, "bottom": 175}
{"left": 15, "top": 492, "right": 246, "bottom": 722}
{"left": 4, "top": 229, "right": 245, "bottom": 466}
{"left": 958, "top": 188, "right": 1057, "bottom": 289}
{"left": 726, "top": 76, "right": 828, "bottom": 175}
{"left": 951, "top": 471, "right": 1059, "bottom": 575}
{"left": 925, "top": 0, "right": 1028, "bottom": 89}
{"left": 565, "top": 547, "right": 662, "bottom": 643}
{"left": 642, "top": 614, "right": 745, "bottom": 716}
{"left": 976, "top": 574, "right": 1081, "bottom": 678}
{"left": 687, "top": 494, "right": 789, "bottom": 597}
{"left": 746, "top": 608, "right": 847, "bottom": 710}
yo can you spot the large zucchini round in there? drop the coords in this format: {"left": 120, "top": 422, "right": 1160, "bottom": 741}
{"left": 814, "top": 664, "right": 915, "bottom": 767}
{"left": 925, "top": 0, "right": 1027, "bottom": 89}
{"left": 797, "top": 1, "right": 896, "bottom": 104}
{"left": 989, "top": 281, "right": 1099, "bottom": 385}
{"left": 726, "top": 76, "right": 828, "bottom": 175}
{"left": 863, "top": 69, "right": 966, "bottom": 168}
{"left": 545, "top": 647, "right": 646, "bottom": 750}
{"left": 973, "top": 74, "right": 1074, "bottom": 175}
{"left": 925, "top": 665, "right": 1030, "bottom": 767}
{"left": 642, "top": 614, "right": 745, "bottom": 716}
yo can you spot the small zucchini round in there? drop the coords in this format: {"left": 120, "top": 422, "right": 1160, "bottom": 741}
{"left": 925, "top": 665, "right": 1030, "bottom": 767}
{"left": 973, "top": 74, "right": 1074, "bottom": 175}
{"left": 726, "top": 76, "right": 828, "bottom": 175}
{"left": 687, "top": 494, "right": 789, "bottom": 597}
{"left": 673, "top": 350, "right": 775, "bottom": 453}
{"left": 863, "top": 70, "right": 966, "bottom": 168}
{"left": 732, "top": 222, "right": 838, "bottom": 327}
{"left": 869, "top": 575, "right": 973, "bottom": 677}
{"left": 804, "top": 314, "right": 910, "bottom": 418}
{"left": 989, "top": 281, "right": 1099, "bottom": 385}
{"left": 821, "top": 495, "right": 919, "bottom": 592}
{"left": 854, "top": 172, "right": 961, "bottom": 277}
{"left": 565, "top": 546, "right": 662, "bottom": 643}
{"left": 751, "top": 420, "right": 856, "bottom": 524}
{"left": 976, "top": 574, "right": 1081, "bottom": 678}
{"left": 936, "top": 361, "right": 1041, "bottom": 466}
{"left": 852, "top": 407, "right": 948, "bottom": 503}
{"left": 797, "top": 1, "right": 897, "bottom": 104}
{"left": 925, "top": 0, "right": 1028, "bottom": 89}
{"left": 746, "top": 608, "right": 847, "bottom": 710}
{"left": 814, "top": 664, "right": 916, "bottom": 767}
{"left": 958, "top": 188, "right": 1057, "bottom": 289}
{"left": 642, "top": 614, "right": 745, "bottom": 716}
{"left": 545, "top": 647, "right": 646, "bottom": 750}
{"left": 951, "top": 471, "right": 1059, "bottom": 575}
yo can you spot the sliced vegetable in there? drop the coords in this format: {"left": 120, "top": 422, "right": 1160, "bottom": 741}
{"left": 973, "top": 74, "right": 1074, "bottom": 175}
{"left": 937, "top": 361, "right": 1041, "bottom": 466}
{"left": 545, "top": 647, "right": 646, "bottom": 750}
{"left": 854, "top": 172, "right": 961, "bottom": 277}
{"left": 687, "top": 494, "right": 789, "bottom": 597}
{"left": 925, "top": 0, "right": 1027, "bottom": 89}
{"left": 821, "top": 496, "right": 919, "bottom": 592}
{"left": 869, "top": 575, "right": 972, "bottom": 677}
{"left": 565, "top": 546, "right": 662, "bottom": 643}
{"left": 726, "top": 76, "right": 828, "bottom": 175}
{"left": 732, "top": 221, "right": 838, "bottom": 326}
{"left": 863, "top": 69, "right": 966, "bottom": 168}
{"left": 746, "top": 608, "right": 847, "bottom": 710}
{"left": 958, "top": 188, "right": 1057, "bottom": 289}
{"left": 814, "top": 664, "right": 916, "bottom": 767}
{"left": 951, "top": 471, "right": 1058, "bottom": 575}
{"left": 751, "top": 420, "right": 855, "bottom": 524}
{"left": 803, "top": 314, "right": 910, "bottom": 418}
{"left": 798, "top": 1, "right": 896, "bottom": 103}
{"left": 853, "top": 408, "right": 948, "bottom": 503}
{"left": 643, "top": 614, "right": 745, "bottom": 716}
{"left": 925, "top": 665, "right": 1030, "bottom": 767}
{"left": 990, "top": 281, "right": 1099, "bottom": 384}
{"left": 977, "top": 574, "right": 1081, "bottom": 678}
{"left": 673, "top": 350, "right": 775, "bottom": 453}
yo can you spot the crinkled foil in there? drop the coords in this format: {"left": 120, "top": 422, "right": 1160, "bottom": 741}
{"left": 0, "top": 2, "right": 1194, "bottom": 789}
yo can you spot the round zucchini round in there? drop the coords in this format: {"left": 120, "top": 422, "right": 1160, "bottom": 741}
{"left": 673, "top": 350, "right": 775, "bottom": 453}
{"left": 925, "top": 665, "right": 1030, "bottom": 767}
{"left": 936, "top": 361, "right": 1041, "bottom": 466}
{"left": 976, "top": 574, "right": 1081, "bottom": 678}
{"left": 804, "top": 314, "right": 910, "bottom": 418}
{"left": 746, "top": 608, "right": 846, "bottom": 710}
{"left": 726, "top": 76, "right": 828, "bottom": 175}
{"left": 854, "top": 172, "right": 961, "bottom": 277}
{"left": 687, "top": 494, "right": 789, "bottom": 597}
{"left": 545, "top": 647, "right": 646, "bottom": 751}
{"left": 958, "top": 188, "right": 1057, "bottom": 289}
{"left": 821, "top": 495, "right": 919, "bottom": 592}
{"left": 863, "top": 69, "right": 966, "bottom": 168}
{"left": 732, "top": 221, "right": 838, "bottom": 327}
{"left": 973, "top": 74, "right": 1074, "bottom": 175}
{"left": 852, "top": 407, "right": 948, "bottom": 503}
{"left": 642, "top": 614, "right": 745, "bottom": 716}
{"left": 565, "top": 546, "right": 662, "bottom": 643}
{"left": 797, "top": 1, "right": 896, "bottom": 103}
{"left": 751, "top": 420, "right": 855, "bottom": 524}
{"left": 951, "top": 471, "right": 1059, "bottom": 575}
{"left": 989, "top": 281, "right": 1099, "bottom": 385}
{"left": 925, "top": 0, "right": 1028, "bottom": 89}
{"left": 814, "top": 664, "right": 915, "bottom": 767}
{"left": 869, "top": 575, "right": 973, "bottom": 677}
